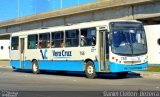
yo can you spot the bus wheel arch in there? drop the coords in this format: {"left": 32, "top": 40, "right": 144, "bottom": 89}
{"left": 31, "top": 59, "right": 40, "bottom": 74}
{"left": 84, "top": 59, "right": 97, "bottom": 79}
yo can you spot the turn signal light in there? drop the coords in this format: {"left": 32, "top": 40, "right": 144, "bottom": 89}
{"left": 112, "top": 57, "right": 115, "bottom": 60}
{"left": 146, "top": 55, "right": 148, "bottom": 59}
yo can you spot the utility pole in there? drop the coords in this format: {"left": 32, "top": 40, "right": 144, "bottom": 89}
{"left": 17, "top": 0, "right": 20, "bottom": 17}
{"left": 78, "top": 0, "right": 79, "bottom": 6}
{"left": 53, "top": 0, "right": 54, "bottom": 10}
{"left": 60, "top": 0, "right": 62, "bottom": 8}
{"left": 35, "top": 0, "right": 37, "bottom": 14}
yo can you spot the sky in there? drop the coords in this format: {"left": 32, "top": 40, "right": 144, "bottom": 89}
{"left": 0, "top": 0, "right": 96, "bottom": 21}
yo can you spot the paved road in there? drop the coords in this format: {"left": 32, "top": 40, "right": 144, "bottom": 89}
{"left": 0, "top": 61, "right": 160, "bottom": 97}
{"left": 0, "top": 67, "right": 160, "bottom": 91}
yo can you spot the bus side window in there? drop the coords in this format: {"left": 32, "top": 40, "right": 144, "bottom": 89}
{"left": 80, "top": 35, "right": 87, "bottom": 46}
{"left": 11, "top": 36, "right": 19, "bottom": 50}
{"left": 51, "top": 31, "right": 64, "bottom": 48}
{"left": 28, "top": 34, "right": 38, "bottom": 49}
{"left": 80, "top": 27, "right": 96, "bottom": 46}
{"left": 60, "top": 41, "right": 64, "bottom": 48}
{"left": 39, "top": 33, "right": 50, "bottom": 48}
{"left": 65, "top": 29, "right": 79, "bottom": 47}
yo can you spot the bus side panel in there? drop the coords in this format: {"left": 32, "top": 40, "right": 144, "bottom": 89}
{"left": 10, "top": 49, "right": 20, "bottom": 69}
{"left": 10, "top": 60, "right": 32, "bottom": 69}
{"left": 38, "top": 60, "right": 99, "bottom": 72}
{"left": 38, "top": 60, "right": 84, "bottom": 71}
{"left": 23, "top": 60, "right": 32, "bottom": 69}
{"left": 12, "top": 60, "right": 99, "bottom": 72}
{"left": 94, "top": 61, "right": 100, "bottom": 72}
{"left": 10, "top": 60, "right": 20, "bottom": 69}
{"left": 109, "top": 62, "right": 148, "bottom": 72}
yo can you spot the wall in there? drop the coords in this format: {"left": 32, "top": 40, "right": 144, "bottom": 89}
{"left": 0, "top": 40, "right": 10, "bottom": 60}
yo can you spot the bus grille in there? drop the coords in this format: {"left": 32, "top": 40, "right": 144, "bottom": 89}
{"left": 124, "top": 61, "right": 141, "bottom": 64}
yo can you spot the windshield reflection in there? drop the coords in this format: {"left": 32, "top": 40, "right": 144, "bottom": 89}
{"left": 110, "top": 22, "right": 147, "bottom": 56}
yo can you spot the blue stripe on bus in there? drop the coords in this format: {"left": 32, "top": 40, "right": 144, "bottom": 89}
{"left": 10, "top": 60, "right": 148, "bottom": 73}
{"left": 10, "top": 60, "right": 21, "bottom": 68}
{"left": 38, "top": 60, "right": 84, "bottom": 71}
{"left": 23, "top": 60, "right": 32, "bottom": 69}
{"left": 10, "top": 60, "right": 32, "bottom": 69}
{"left": 10, "top": 60, "right": 100, "bottom": 72}
{"left": 109, "top": 62, "right": 148, "bottom": 72}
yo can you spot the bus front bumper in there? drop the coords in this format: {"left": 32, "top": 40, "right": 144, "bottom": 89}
{"left": 109, "top": 62, "right": 148, "bottom": 73}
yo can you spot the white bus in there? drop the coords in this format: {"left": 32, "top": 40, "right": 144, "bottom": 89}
{"left": 10, "top": 20, "right": 148, "bottom": 78}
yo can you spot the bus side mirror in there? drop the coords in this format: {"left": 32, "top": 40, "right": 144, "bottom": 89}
{"left": 108, "top": 33, "right": 112, "bottom": 45}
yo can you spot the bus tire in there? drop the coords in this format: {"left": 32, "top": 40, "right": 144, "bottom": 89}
{"left": 32, "top": 60, "right": 40, "bottom": 74}
{"left": 85, "top": 61, "right": 97, "bottom": 79}
{"left": 12, "top": 66, "right": 16, "bottom": 69}
{"left": 117, "top": 72, "right": 128, "bottom": 78}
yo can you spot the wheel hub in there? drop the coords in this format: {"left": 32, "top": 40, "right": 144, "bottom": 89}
{"left": 33, "top": 63, "right": 38, "bottom": 72}
{"left": 87, "top": 66, "right": 94, "bottom": 74}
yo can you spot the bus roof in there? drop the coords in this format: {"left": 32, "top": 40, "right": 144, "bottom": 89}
{"left": 11, "top": 20, "right": 140, "bottom": 36}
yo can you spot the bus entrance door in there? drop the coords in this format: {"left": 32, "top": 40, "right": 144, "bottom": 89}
{"left": 19, "top": 37, "right": 25, "bottom": 69}
{"left": 99, "top": 30, "right": 109, "bottom": 72}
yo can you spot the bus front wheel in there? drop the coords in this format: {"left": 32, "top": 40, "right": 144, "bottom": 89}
{"left": 32, "top": 60, "right": 40, "bottom": 74}
{"left": 85, "top": 61, "right": 97, "bottom": 79}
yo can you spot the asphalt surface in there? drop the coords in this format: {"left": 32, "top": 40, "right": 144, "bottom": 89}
{"left": 0, "top": 61, "right": 160, "bottom": 97}
{"left": 0, "top": 67, "right": 160, "bottom": 91}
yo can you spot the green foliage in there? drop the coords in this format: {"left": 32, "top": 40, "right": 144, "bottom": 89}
{"left": 147, "top": 66, "right": 160, "bottom": 72}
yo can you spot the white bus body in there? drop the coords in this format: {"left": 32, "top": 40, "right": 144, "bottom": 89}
{"left": 10, "top": 20, "right": 148, "bottom": 78}
{"left": 145, "top": 25, "right": 160, "bottom": 65}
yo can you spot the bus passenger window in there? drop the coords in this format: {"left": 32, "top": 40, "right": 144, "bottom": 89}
{"left": 47, "top": 41, "right": 51, "bottom": 48}
{"left": 28, "top": 34, "right": 38, "bottom": 49}
{"left": 38, "top": 42, "right": 42, "bottom": 49}
{"left": 65, "top": 29, "right": 79, "bottom": 47}
{"left": 80, "top": 35, "right": 87, "bottom": 46}
{"left": 60, "top": 41, "right": 64, "bottom": 48}
{"left": 51, "top": 31, "right": 64, "bottom": 48}
{"left": 39, "top": 33, "right": 50, "bottom": 48}
{"left": 80, "top": 27, "right": 96, "bottom": 46}
{"left": 11, "top": 36, "right": 19, "bottom": 50}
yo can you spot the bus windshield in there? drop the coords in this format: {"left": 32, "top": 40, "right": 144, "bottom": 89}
{"left": 110, "top": 22, "right": 147, "bottom": 56}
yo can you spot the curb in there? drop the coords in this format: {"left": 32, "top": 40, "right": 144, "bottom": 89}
{"left": 141, "top": 73, "right": 160, "bottom": 79}
{"left": 135, "top": 71, "right": 160, "bottom": 79}
{"left": 0, "top": 65, "right": 11, "bottom": 69}
{"left": 0, "top": 60, "right": 10, "bottom": 69}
